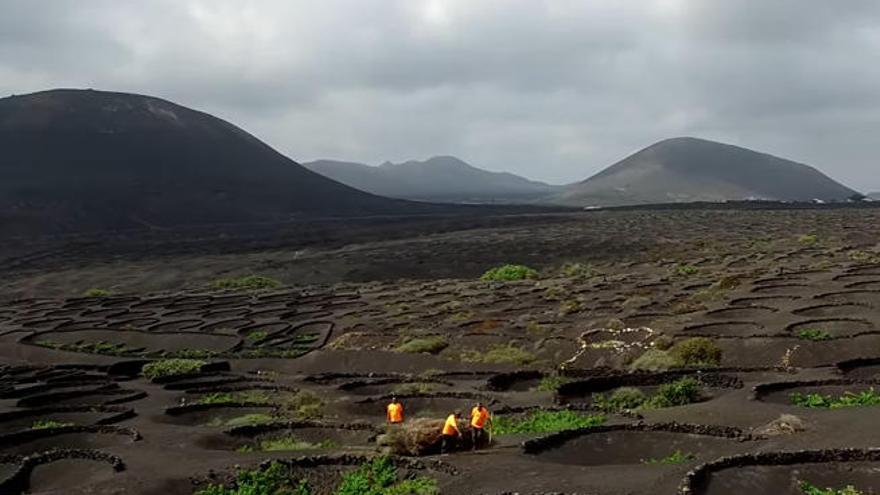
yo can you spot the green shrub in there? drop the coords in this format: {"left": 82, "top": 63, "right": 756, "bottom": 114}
{"left": 592, "top": 387, "right": 647, "bottom": 412}
{"left": 32, "top": 419, "right": 74, "bottom": 429}
{"left": 211, "top": 275, "right": 281, "bottom": 291}
{"left": 461, "top": 344, "right": 536, "bottom": 365}
{"left": 195, "top": 461, "right": 311, "bottom": 495}
{"left": 83, "top": 288, "right": 111, "bottom": 297}
{"left": 480, "top": 264, "right": 538, "bottom": 282}
{"left": 646, "top": 378, "right": 702, "bottom": 408}
{"left": 669, "top": 337, "right": 722, "bottom": 367}
{"left": 141, "top": 358, "right": 206, "bottom": 379}
{"left": 798, "top": 329, "right": 833, "bottom": 341}
{"left": 791, "top": 388, "right": 880, "bottom": 409}
{"left": 799, "top": 481, "right": 866, "bottom": 495}
{"left": 798, "top": 234, "right": 819, "bottom": 246}
{"left": 335, "top": 456, "right": 438, "bottom": 495}
{"left": 642, "top": 450, "right": 696, "bottom": 465}
{"left": 674, "top": 264, "right": 699, "bottom": 276}
{"left": 395, "top": 337, "right": 448, "bottom": 355}
{"left": 630, "top": 349, "right": 678, "bottom": 371}
{"left": 493, "top": 411, "right": 605, "bottom": 435}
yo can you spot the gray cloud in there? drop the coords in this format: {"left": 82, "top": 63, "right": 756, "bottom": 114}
{"left": 2, "top": 0, "right": 879, "bottom": 189}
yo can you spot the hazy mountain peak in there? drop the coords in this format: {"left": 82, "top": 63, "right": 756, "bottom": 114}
{"left": 562, "top": 137, "right": 857, "bottom": 206}
{"left": 305, "top": 156, "right": 559, "bottom": 203}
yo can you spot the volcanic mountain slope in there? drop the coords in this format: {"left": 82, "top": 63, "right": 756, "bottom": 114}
{"left": 304, "top": 156, "right": 560, "bottom": 203}
{"left": 558, "top": 137, "right": 858, "bottom": 206}
{"left": 0, "top": 89, "right": 445, "bottom": 237}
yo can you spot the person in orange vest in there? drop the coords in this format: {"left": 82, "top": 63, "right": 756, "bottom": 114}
{"left": 470, "top": 402, "right": 492, "bottom": 450}
{"left": 440, "top": 410, "right": 462, "bottom": 454}
{"left": 386, "top": 397, "right": 404, "bottom": 425}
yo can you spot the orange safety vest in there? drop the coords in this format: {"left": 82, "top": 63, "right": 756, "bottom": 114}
{"left": 442, "top": 414, "right": 459, "bottom": 436}
{"left": 471, "top": 406, "right": 489, "bottom": 429}
{"left": 387, "top": 402, "right": 404, "bottom": 423}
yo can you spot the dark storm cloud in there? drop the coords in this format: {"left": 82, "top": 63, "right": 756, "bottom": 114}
{"left": 2, "top": 0, "right": 879, "bottom": 189}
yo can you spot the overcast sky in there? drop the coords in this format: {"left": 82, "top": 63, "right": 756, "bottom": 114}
{"left": 2, "top": 0, "right": 879, "bottom": 189}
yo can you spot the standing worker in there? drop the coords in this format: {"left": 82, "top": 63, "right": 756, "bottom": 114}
{"left": 387, "top": 396, "right": 404, "bottom": 425}
{"left": 441, "top": 410, "right": 462, "bottom": 454}
{"left": 470, "top": 402, "right": 492, "bottom": 450}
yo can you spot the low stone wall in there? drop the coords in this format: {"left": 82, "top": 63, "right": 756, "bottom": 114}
{"left": 523, "top": 422, "right": 755, "bottom": 455}
{"left": 679, "top": 448, "right": 880, "bottom": 494}
{"left": 0, "top": 448, "right": 125, "bottom": 495}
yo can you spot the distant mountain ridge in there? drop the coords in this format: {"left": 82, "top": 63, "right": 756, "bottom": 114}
{"left": 304, "top": 156, "right": 559, "bottom": 203}
{"left": 868, "top": 192, "right": 880, "bottom": 200}
{"left": 558, "top": 137, "right": 858, "bottom": 206}
{"left": 0, "top": 89, "right": 444, "bottom": 237}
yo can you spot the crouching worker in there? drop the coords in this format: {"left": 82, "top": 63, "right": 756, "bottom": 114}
{"left": 470, "top": 402, "right": 492, "bottom": 450}
{"left": 387, "top": 397, "right": 404, "bottom": 425}
{"left": 441, "top": 410, "right": 462, "bottom": 454}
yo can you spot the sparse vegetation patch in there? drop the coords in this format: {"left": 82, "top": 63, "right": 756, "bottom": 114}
{"left": 493, "top": 411, "right": 605, "bottom": 435}
{"left": 791, "top": 388, "right": 880, "bottom": 409}
{"left": 142, "top": 358, "right": 206, "bottom": 379}
{"left": 798, "top": 328, "right": 833, "bottom": 341}
{"left": 480, "top": 264, "right": 538, "bottom": 282}
{"left": 799, "top": 481, "right": 866, "bottom": 495}
{"left": 461, "top": 344, "right": 536, "bottom": 365}
{"left": 395, "top": 337, "right": 448, "bottom": 355}
{"left": 211, "top": 275, "right": 281, "bottom": 291}
{"left": 642, "top": 450, "right": 696, "bottom": 465}
{"left": 32, "top": 419, "right": 74, "bottom": 429}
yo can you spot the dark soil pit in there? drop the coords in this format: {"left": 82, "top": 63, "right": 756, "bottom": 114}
{"left": 19, "top": 387, "right": 145, "bottom": 407}
{"left": 207, "top": 426, "right": 374, "bottom": 451}
{"left": 730, "top": 296, "right": 801, "bottom": 307}
{"left": 0, "top": 462, "right": 20, "bottom": 484}
{"left": 845, "top": 280, "right": 880, "bottom": 291}
{"left": 26, "top": 458, "right": 119, "bottom": 493}
{"left": 345, "top": 396, "right": 480, "bottom": 419}
{"left": 0, "top": 411, "right": 118, "bottom": 434}
{"left": 698, "top": 461, "right": 880, "bottom": 495}
{"left": 0, "top": 430, "right": 134, "bottom": 456}
{"left": 751, "top": 284, "right": 812, "bottom": 296}
{"left": 816, "top": 290, "right": 880, "bottom": 306}
{"left": 705, "top": 307, "right": 777, "bottom": 320}
{"left": 202, "top": 308, "right": 250, "bottom": 319}
{"left": 202, "top": 319, "right": 253, "bottom": 333}
{"left": 684, "top": 321, "right": 767, "bottom": 337}
{"left": 786, "top": 318, "right": 874, "bottom": 337}
{"left": 338, "top": 380, "right": 454, "bottom": 397}
{"left": 162, "top": 406, "right": 276, "bottom": 427}
{"left": 148, "top": 319, "right": 203, "bottom": 331}
{"left": 29, "top": 329, "right": 239, "bottom": 354}
{"left": 792, "top": 303, "right": 870, "bottom": 318}
{"left": 534, "top": 430, "right": 736, "bottom": 467}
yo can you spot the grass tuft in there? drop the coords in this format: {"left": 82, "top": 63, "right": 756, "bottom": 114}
{"left": 395, "top": 337, "right": 448, "bottom": 355}
{"left": 480, "top": 264, "right": 538, "bottom": 282}
{"left": 32, "top": 419, "right": 74, "bottom": 429}
{"left": 798, "top": 328, "right": 833, "bottom": 341}
{"left": 142, "top": 358, "right": 206, "bottom": 379}
{"left": 642, "top": 450, "right": 696, "bottom": 465}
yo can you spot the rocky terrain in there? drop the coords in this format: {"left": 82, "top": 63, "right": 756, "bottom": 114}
{"left": 2, "top": 207, "right": 880, "bottom": 494}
